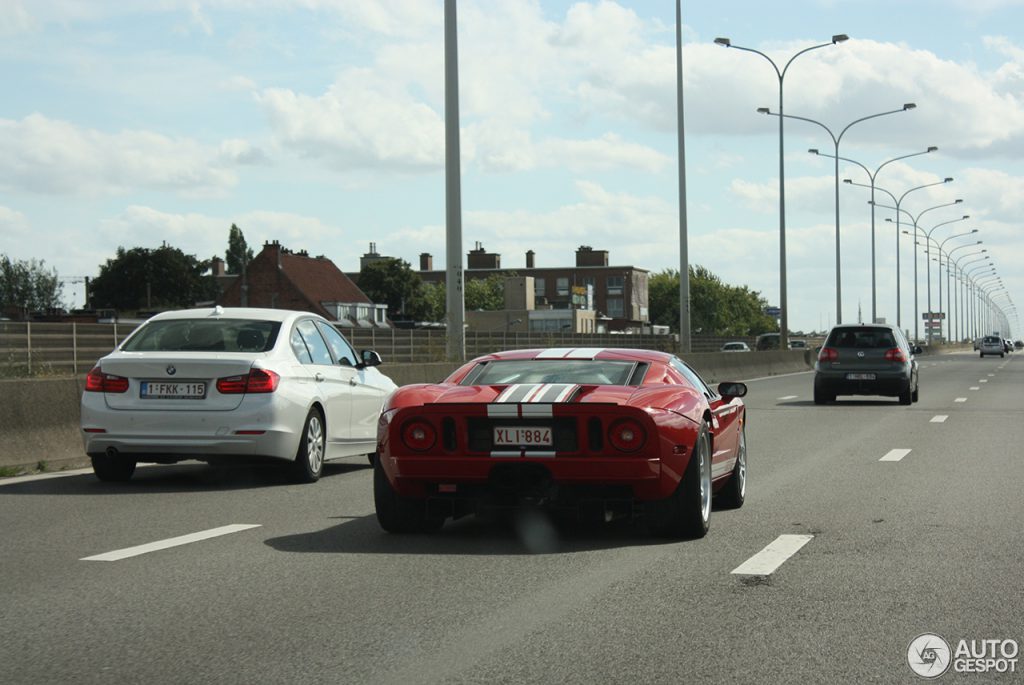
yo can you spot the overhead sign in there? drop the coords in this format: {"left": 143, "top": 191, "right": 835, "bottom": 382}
{"left": 922, "top": 312, "right": 946, "bottom": 320}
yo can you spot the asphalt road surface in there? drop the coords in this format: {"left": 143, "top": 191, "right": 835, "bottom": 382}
{"left": 2, "top": 351, "right": 1021, "bottom": 684}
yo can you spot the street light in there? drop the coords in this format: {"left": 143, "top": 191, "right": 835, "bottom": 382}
{"left": 947, "top": 244, "right": 984, "bottom": 341}
{"left": 715, "top": 33, "right": 848, "bottom": 348}
{"left": 923, "top": 215, "right": 970, "bottom": 343}
{"left": 940, "top": 235, "right": 980, "bottom": 341}
{"left": 757, "top": 104, "right": 917, "bottom": 326}
{"left": 876, "top": 196, "right": 960, "bottom": 341}
{"left": 959, "top": 258, "right": 991, "bottom": 340}
{"left": 830, "top": 148, "right": 940, "bottom": 324}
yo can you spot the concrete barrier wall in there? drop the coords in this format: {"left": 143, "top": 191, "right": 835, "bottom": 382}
{"left": 12, "top": 346, "right": 980, "bottom": 474}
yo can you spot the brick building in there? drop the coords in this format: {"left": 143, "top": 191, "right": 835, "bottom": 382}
{"left": 218, "top": 240, "right": 388, "bottom": 327}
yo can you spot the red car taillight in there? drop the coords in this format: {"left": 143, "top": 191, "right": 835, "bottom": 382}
{"left": 216, "top": 368, "right": 280, "bottom": 394}
{"left": 401, "top": 420, "right": 436, "bottom": 451}
{"left": 608, "top": 418, "right": 646, "bottom": 452}
{"left": 84, "top": 366, "right": 129, "bottom": 393}
{"left": 884, "top": 347, "right": 907, "bottom": 363}
{"left": 818, "top": 347, "right": 839, "bottom": 362}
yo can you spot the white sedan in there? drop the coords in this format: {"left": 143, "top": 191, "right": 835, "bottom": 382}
{"left": 81, "top": 307, "right": 397, "bottom": 483}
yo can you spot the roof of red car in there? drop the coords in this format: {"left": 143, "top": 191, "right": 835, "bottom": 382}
{"left": 468, "top": 347, "right": 675, "bottom": 364}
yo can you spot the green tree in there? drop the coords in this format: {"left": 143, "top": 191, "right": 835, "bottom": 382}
{"left": 225, "top": 223, "right": 254, "bottom": 275}
{"left": 90, "top": 244, "right": 218, "bottom": 311}
{"left": 0, "top": 255, "right": 64, "bottom": 313}
{"left": 357, "top": 258, "right": 431, "bottom": 320}
{"left": 421, "top": 281, "right": 446, "bottom": 322}
{"left": 465, "top": 273, "right": 507, "bottom": 311}
{"left": 648, "top": 266, "right": 777, "bottom": 336}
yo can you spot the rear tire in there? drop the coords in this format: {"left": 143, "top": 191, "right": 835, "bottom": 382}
{"left": 91, "top": 453, "right": 136, "bottom": 482}
{"left": 292, "top": 408, "right": 325, "bottom": 483}
{"left": 898, "top": 384, "right": 912, "bottom": 405}
{"left": 646, "top": 423, "right": 711, "bottom": 539}
{"left": 373, "top": 459, "right": 444, "bottom": 533}
{"left": 911, "top": 382, "right": 919, "bottom": 403}
{"left": 813, "top": 385, "right": 828, "bottom": 405}
{"left": 716, "top": 425, "right": 746, "bottom": 510}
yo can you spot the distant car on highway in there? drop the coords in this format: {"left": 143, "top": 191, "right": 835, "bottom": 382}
{"left": 374, "top": 347, "right": 748, "bottom": 538}
{"left": 81, "top": 306, "right": 397, "bottom": 483}
{"left": 1016, "top": 340, "right": 1023, "bottom": 350}
{"left": 720, "top": 341, "right": 751, "bottom": 352}
{"left": 813, "top": 323, "right": 921, "bottom": 405}
{"left": 788, "top": 339, "right": 808, "bottom": 350}
{"left": 755, "top": 332, "right": 780, "bottom": 351}
{"left": 979, "top": 336, "right": 1005, "bottom": 358}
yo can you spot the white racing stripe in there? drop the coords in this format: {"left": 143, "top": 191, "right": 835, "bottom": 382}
{"left": 81, "top": 524, "right": 261, "bottom": 561}
{"left": 931, "top": 415, "right": 948, "bottom": 423}
{"left": 880, "top": 449, "right": 912, "bottom": 462}
{"left": 731, "top": 534, "right": 813, "bottom": 576}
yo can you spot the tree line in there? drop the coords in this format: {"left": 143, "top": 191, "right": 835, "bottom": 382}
{"left": 2, "top": 224, "right": 778, "bottom": 336}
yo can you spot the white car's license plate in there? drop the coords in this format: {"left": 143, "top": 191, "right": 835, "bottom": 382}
{"left": 493, "top": 427, "right": 552, "bottom": 447}
{"left": 140, "top": 381, "right": 207, "bottom": 399}
{"left": 845, "top": 373, "right": 876, "bottom": 380}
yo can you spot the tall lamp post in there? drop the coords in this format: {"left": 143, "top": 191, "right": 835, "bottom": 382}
{"left": 876, "top": 197, "right": 961, "bottom": 341}
{"left": 965, "top": 264, "right": 997, "bottom": 338}
{"left": 756, "top": 104, "right": 917, "bottom": 326}
{"left": 950, "top": 250, "right": 987, "bottom": 341}
{"left": 923, "top": 215, "right": 970, "bottom": 343}
{"left": 942, "top": 238, "right": 981, "bottom": 342}
{"left": 714, "top": 33, "right": 848, "bottom": 348}
{"left": 675, "top": 0, "right": 691, "bottom": 353}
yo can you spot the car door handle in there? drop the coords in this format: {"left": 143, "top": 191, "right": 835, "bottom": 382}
{"left": 315, "top": 373, "right": 325, "bottom": 382}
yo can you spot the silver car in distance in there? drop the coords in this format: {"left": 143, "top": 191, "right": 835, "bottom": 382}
{"left": 81, "top": 307, "right": 397, "bottom": 483}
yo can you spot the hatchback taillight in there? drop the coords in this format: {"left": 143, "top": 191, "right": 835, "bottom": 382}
{"left": 216, "top": 368, "right": 280, "bottom": 394}
{"left": 84, "top": 366, "right": 129, "bottom": 393}
{"left": 818, "top": 347, "right": 839, "bottom": 362}
{"left": 401, "top": 420, "right": 436, "bottom": 451}
{"left": 608, "top": 418, "right": 646, "bottom": 452}
{"left": 884, "top": 348, "right": 907, "bottom": 363}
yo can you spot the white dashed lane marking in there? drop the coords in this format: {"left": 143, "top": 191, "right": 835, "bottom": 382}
{"left": 777, "top": 395, "right": 798, "bottom": 400}
{"left": 931, "top": 415, "right": 948, "bottom": 423}
{"left": 81, "top": 524, "right": 262, "bottom": 561}
{"left": 880, "top": 449, "right": 912, "bottom": 462}
{"left": 970, "top": 387, "right": 980, "bottom": 391}
{"left": 732, "top": 534, "right": 814, "bottom": 576}
{"left": 955, "top": 397, "right": 968, "bottom": 403}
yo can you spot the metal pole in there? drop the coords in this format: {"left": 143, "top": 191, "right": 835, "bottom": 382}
{"left": 444, "top": 0, "right": 465, "bottom": 362}
{"left": 675, "top": 0, "right": 691, "bottom": 354}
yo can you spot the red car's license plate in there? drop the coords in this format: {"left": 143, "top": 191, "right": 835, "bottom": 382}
{"left": 493, "top": 427, "right": 552, "bottom": 447}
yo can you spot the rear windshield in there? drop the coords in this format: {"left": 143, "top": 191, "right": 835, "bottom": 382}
{"left": 826, "top": 328, "right": 899, "bottom": 349}
{"left": 121, "top": 319, "right": 282, "bottom": 352}
{"left": 463, "top": 359, "right": 641, "bottom": 386}
{"left": 983, "top": 336, "right": 1001, "bottom": 344}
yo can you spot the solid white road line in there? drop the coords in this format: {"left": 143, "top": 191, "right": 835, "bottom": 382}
{"left": 955, "top": 397, "right": 968, "bottom": 403}
{"left": 731, "top": 534, "right": 813, "bottom": 576}
{"left": 81, "top": 524, "right": 261, "bottom": 561}
{"left": 0, "top": 468, "right": 93, "bottom": 486}
{"left": 777, "top": 395, "right": 799, "bottom": 400}
{"left": 880, "top": 449, "right": 912, "bottom": 462}
{"left": 931, "top": 415, "right": 949, "bottom": 423}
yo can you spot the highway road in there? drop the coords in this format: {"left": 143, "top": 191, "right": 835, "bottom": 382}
{"left": 2, "top": 351, "right": 1021, "bottom": 684}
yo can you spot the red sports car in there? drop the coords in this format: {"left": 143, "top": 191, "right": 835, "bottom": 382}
{"left": 374, "top": 347, "right": 747, "bottom": 538}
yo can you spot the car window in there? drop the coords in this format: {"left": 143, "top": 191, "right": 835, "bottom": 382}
{"left": 464, "top": 359, "right": 638, "bottom": 386}
{"left": 828, "top": 328, "right": 898, "bottom": 349}
{"left": 670, "top": 357, "right": 715, "bottom": 398}
{"left": 290, "top": 327, "right": 314, "bottom": 364}
{"left": 295, "top": 320, "right": 334, "bottom": 366}
{"left": 316, "top": 321, "right": 359, "bottom": 366}
{"left": 121, "top": 318, "right": 281, "bottom": 352}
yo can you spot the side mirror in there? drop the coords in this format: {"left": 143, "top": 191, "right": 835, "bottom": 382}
{"left": 912, "top": 345, "right": 923, "bottom": 355}
{"left": 358, "top": 350, "right": 383, "bottom": 369}
{"left": 718, "top": 382, "right": 747, "bottom": 400}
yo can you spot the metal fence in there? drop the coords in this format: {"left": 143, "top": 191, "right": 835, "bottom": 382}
{"left": 0, "top": 321, "right": 783, "bottom": 377}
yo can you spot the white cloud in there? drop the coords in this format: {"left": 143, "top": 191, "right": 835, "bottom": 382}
{"left": 0, "top": 114, "right": 240, "bottom": 197}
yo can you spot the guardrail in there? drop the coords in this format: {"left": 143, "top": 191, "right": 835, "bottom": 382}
{"left": 1, "top": 321, "right": 790, "bottom": 376}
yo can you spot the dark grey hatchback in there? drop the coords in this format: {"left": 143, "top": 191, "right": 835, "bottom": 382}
{"left": 813, "top": 324, "right": 922, "bottom": 405}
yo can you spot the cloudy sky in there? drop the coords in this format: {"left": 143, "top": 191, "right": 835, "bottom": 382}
{"left": 1, "top": 0, "right": 1021, "bottom": 335}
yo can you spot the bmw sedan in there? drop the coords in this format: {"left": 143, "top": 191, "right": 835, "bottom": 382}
{"left": 81, "top": 307, "right": 397, "bottom": 482}
{"left": 813, "top": 323, "right": 921, "bottom": 405}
